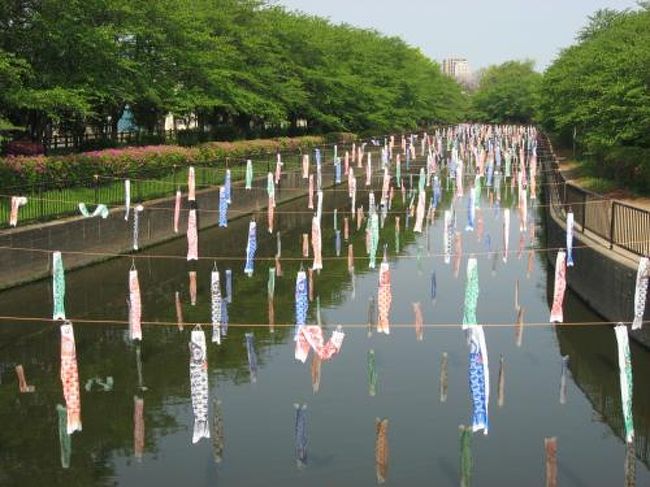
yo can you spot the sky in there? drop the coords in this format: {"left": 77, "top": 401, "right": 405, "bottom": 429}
{"left": 274, "top": 0, "right": 640, "bottom": 71}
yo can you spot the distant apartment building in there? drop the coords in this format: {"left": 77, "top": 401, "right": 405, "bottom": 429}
{"left": 441, "top": 57, "right": 472, "bottom": 85}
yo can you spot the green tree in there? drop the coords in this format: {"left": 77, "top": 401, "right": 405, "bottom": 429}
{"left": 0, "top": 0, "right": 467, "bottom": 146}
{"left": 538, "top": 6, "right": 650, "bottom": 150}
{"left": 470, "top": 60, "right": 541, "bottom": 124}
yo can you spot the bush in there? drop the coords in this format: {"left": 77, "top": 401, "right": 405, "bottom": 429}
{"left": 176, "top": 129, "right": 211, "bottom": 147}
{"left": 324, "top": 132, "right": 357, "bottom": 144}
{"left": 598, "top": 146, "right": 650, "bottom": 193}
{"left": 0, "top": 135, "right": 333, "bottom": 190}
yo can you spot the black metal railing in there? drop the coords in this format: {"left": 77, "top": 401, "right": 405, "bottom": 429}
{"left": 542, "top": 135, "right": 650, "bottom": 257}
{"left": 0, "top": 141, "right": 361, "bottom": 230}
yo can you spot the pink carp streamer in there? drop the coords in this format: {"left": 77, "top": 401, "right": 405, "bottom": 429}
{"left": 632, "top": 257, "right": 649, "bottom": 330}
{"left": 302, "top": 154, "right": 309, "bottom": 179}
{"left": 60, "top": 321, "right": 82, "bottom": 434}
{"left": 302, "top": 233, "right": 309, "bottom": 258}
{"left": 308, "top": 175, "right": 314, "bottom": 209}
{"left": 267, "top": 194, "right": 275, "bottom": 234}
{"left": 124, "top": 179, "right": 131, "bottom": 221}
{"left": 381, "top": 169, "right": 391, "bottom": 203}
{"left": 343, "top": 217, "right": 349, "bottom": 241}
{"left": 173, "top": 190, "right": 181, "bottom": 233}
{"left": 175, "top": 291, "right": 184, "bottom": 331}
{"left": 414, "top": 190, "right": 426, "bottom": 233}
{"left": 188, "top": 166, "right": 196, "bottom": 201}
{"left": 294, "top": 325, "right": 345, "bottom": 363}
{"left": 365, "top": 152, "right": 372, "bottom": 186}
{"left": 186, "top": 208, "right": 198, "bottom": 261}
{"left": 189, "top": 271, "right": 197, "bottom": 306}
{"left": 503, "top": 209, "right": 510, "bottom": 263}
{"left": 15, "top": 365, "right": 35, "bottom": 393}
{"left": 129, "top": 268, "right": 142, "bottom": 341}
{"left": 377, "top": 258, "right": 392, "bottom": 335}
{"left": 349, "top": 170, "right": 357, "bottom": 217}
{"left": 311, "top": 216, "right": 323, "bottom": 271}
{"left": 550, "top": 251, "right": 567, "bottom": 323}
{"left": 9, "top": 196, "right": 27, "bottom": 226}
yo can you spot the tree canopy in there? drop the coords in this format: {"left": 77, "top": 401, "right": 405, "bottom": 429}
{"left": 469, "top": 60, "right": 541, "bottom": 124}
{"left": 0, "top": 0, "right": 466, "bottom": 145}
{"left": 538, "top": 5, "right": 650, "bottom": 150}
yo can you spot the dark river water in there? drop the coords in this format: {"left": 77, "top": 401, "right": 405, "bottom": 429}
{"left": 0, "top": 162, "right": 648, "bottom": 486}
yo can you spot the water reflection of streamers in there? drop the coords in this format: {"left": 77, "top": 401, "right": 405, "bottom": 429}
{"left": 515, "top": 307, "right": 525, "bottom": 348}
{"left": 559, "top": 355, "right": 569, "bottom": 405}
{"left": 498, "top": 355, "right": 505, "bottom": 408}
{"left": 413, "top": 302, "right": 423, "bottom": 341}
{"left": 459, "top": 425, "right": 472, "bottom": 487}
{"left": 133, "top": 396, "right": 144, "bottom": 462}
{"left": 368, "top": 350, "right": 377, "bottom": 397}
{"left": 545, "top": 437, "right": 557, "bottom": 487}
{"left": 311, "top": 355, "right": 321, "bottom": 394}
{"left": 440, "top": 353, "right": 448, "bottom": 403}
{"left": 211, "top": 399, "right": 224, "bottom": 464}
{"left": 375, "top": 418, "right": 389, "bottom": 484}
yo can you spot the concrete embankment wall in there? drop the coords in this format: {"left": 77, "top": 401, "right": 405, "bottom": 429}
{"left": 544, "top": 195, "right": 650, "bottom": 348}
{"left": 0, "top": 167, "right": 342, "bottom": 290}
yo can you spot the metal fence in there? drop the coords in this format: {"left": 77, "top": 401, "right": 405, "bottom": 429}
{"left": 41, "top": 127, "right": 316, "bottom": 154}
{"left": 0, "top": 145, "right": 319, "bottom": 230}
{"left": 0, "top": 141, "right": 364, "bottom": 230}
{"left": 542, "top": 136, "right": 650, "bottom": 257}
{"left": 44, "top": 130, "right": 178, "bottom": 153}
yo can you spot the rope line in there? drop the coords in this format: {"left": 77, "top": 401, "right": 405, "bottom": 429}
{"left": 0, "top": 237, "right": 645, "bottom": 262}
{"left": 0, "top": 314, "right": 643, "bottom": 329}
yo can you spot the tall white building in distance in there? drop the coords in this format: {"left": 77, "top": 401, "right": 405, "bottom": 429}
{"left": 441, "top": 57, "right": 472, "bottom": 85}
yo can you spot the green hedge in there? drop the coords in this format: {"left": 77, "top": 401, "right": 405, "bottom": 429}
{"left": 594, "top": 146, "right": 650, "bottom": 194}
{"left": 0, "top": 134, "right": 355, "bottom": 190}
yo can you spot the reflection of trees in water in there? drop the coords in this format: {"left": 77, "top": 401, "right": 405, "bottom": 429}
{"left": 0, "top": 173, "right": 520, "bottom": 484}
{"left": 0, "top": 177, "right": 424, "bottom": 485}
{"left": 555, "top": 300, "right": 650, "bottom": 467}
{"left": 541, "top": 177, "right": 650, "bottom": 465}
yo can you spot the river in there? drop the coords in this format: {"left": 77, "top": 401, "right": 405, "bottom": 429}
{"left": 0, "top": 163, "right": 647, "bottom": 486}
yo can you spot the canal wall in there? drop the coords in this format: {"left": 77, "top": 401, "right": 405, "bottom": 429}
{"left": 543, "top": 162, "right": 650, "bottom": 348}
{"left": 0, "top": 164, "right": 359, "bottom": 291}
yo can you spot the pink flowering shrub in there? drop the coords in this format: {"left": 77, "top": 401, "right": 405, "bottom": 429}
{"left": 0, "top": 135, "right": 336, "bottom": 189}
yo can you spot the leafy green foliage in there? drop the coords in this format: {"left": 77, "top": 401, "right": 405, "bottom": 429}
{"left": 539, "top": 2, "right": 650, "bottom": 192}
{"left": 538, "top": 6, "right": 650, "bottom": 190}
{"left": 539, "top": 6, "right": 650, "bottom": 150}
{"left": 0, "top": 135, "right": 330, "bottom": 189}
{"left": 0, "top": 0, "right": 466, "bottom": 145}
{"left": 470, "top": 60, "right": 541, "bottom": 124}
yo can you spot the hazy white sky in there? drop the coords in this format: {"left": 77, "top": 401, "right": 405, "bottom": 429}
{"left": 274, "top": 0, "right": 640, "bottom": 70}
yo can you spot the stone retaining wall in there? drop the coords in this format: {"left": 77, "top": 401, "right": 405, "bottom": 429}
{"left": 0, "top": 166, "right": 347, "bottom": 290}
